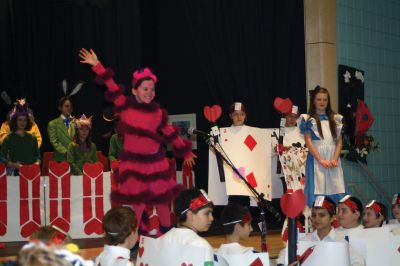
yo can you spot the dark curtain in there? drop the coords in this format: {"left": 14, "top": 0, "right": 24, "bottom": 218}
{"left": 0, "top": 0, "right": 142, "bottom": 153}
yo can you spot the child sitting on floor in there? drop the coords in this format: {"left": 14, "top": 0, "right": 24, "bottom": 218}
{"left": 95, "top": 206, "right": 138, "bottom": 266}
{"left": 363, "top": 200, "right": 387, "bottom": 228}
{"left": 160, "top": 188, "right": 215, "bottom": 265}
{"left": 216, "top": 203, "right": 256, "bottom": 257}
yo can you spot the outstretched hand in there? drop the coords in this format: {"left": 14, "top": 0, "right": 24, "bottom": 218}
{"left": 183, "top": 154, "right": 197, "bottom": 168}
{"left": 79, "top": 48, "right": 99, "bottom": 66}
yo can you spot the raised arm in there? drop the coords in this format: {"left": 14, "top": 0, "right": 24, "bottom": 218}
{"left": 79, "top": 48, "right": 126, "bottom": 108}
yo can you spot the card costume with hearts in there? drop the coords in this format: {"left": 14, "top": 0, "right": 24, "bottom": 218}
{"left": 91, "top": 62, "right": 193, "bottom": 225}
{"left": 299, "top": 113, "right": 346, "bottom": 206}
{"left": 95, "top": 245, "right": 133, "bottom": 266}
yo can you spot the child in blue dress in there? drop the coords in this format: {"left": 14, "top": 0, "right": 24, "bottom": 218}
{"left": 299, "top": 86, "right": 345, "bottom": 206}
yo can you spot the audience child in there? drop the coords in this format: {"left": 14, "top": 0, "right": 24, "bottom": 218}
{"left": 95, "top": 206, "right": 138, "bottom": 266}
{"left": 48, "top": 96, "right": 75, "bottom": 162}
{"left": 67, "top": 114, "right": 98, "bottom": 175}
{"left": 363, "top": 200, "right": 387, "bottom": 228}
{"left": 388, "top": 193, "right": 400, "bottom": 224}
{"left": 216, "top": 203, "right": 255, "bottom": 257}
{"left": 0, "top": 100, "right": 40, "bottom": 175}
{"left": 160, "top": 188, "right": 215, "bottom": 265}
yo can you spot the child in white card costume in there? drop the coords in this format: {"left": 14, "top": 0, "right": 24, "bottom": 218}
{"left": 299, "top": 86, "right": 345, "bottom": 206}
{"left": 95, "top": 206, "right": 138, "bottom": 266}
{"left": 362, "top": 200, "right": 387, "bottom": 228}
{"left": 336, "top": 195, "right": 364, "bottom": 235}
{"left": 388, "top": 193, "right": 400, "bottom": 224}
{"left": 160, "top": 188, "right": 215, "bottom": 266}
{"left": 216, "top": 203, "right": 256, "bottom": 257}
{"left": 300, "top": 196, "right": 365, "bottom": 266}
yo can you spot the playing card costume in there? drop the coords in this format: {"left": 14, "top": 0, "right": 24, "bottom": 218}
{"left": 95, "top": 245, "right": 133, "bottom": 266}
{"left": 299, "top": 113, "right": 345, "bottom": 206}
{"left": 91, "top": 62, "right": 193, "bottom": 227}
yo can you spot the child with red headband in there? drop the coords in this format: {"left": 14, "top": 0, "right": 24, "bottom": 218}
{"left": 160, "top": 188, "right": 215, "bottom": 265}
{"left": 337, "top": 195, "right": 364, "bottom": 234}
{"left": 388, "top": 193, "right": 400, "bottom": 224}
{"left": 363, "top": 200, "right": 387, "bottom": 228}
{"left": 216, "top": 203, "right": 255, "bottom": 257}
{"left": 79, "top": 48, "right": 196, "bottom": 230}
{"left": 296, "top": 196, "right": 365, "bottom": 266}
{"left": 95, "top": 206, "right": 138, "bottom": 266}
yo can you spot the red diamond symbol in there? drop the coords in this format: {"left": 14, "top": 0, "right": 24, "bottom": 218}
{"left": 244, "top": 134, "right": 257, "bottom": 151}
{"left": 250, "top": 257, "right": 263, "bottom": 266}
{"left": 246, "top": 172, "right": 258, "bottom": 188}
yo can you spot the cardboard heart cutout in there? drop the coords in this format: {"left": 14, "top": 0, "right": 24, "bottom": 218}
{"left": 138, "top": 246, "right": 145, "bottom": 257}
{"left": 83, "top": 162, "right": 103, "bottom": 177}
{"left": 20, "top": 164, "right": 40, "bottom": 180}
{"left": 203, "top": 105, "right": 222, "bottom": 123}
{"left": 280, "top": 189, "right": 306, "bottom": 218}
{"left": 273, "top": 97, "right": 293, "bottom": 114}
{"left": 84, "top": 218, "right": 103, "bottom": 235}
{"left": 49, "top": 160, "right": 70, "bottom": 176}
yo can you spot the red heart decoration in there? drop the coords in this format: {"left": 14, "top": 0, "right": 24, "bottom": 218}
{"left": 203, "top": 105, "right": 222, "bottom": 123}
{"left": 51, "top": 217, "right": 70, "bottom": 233}
{"left": 0, "top": 221, "right": 7, "bottom": 236}
{"left": 21, "top": 220, "right": 40, "bottom": 238}
{"left": 138, "top": 246, "right": 145, "bottom": 257}
{"left": 280, "top": 189, "right": 306, "bottom": 218}
{"left": 181, "top": 264, "right": 193, "bottom": 266}
{"left": 20, "top": 164, "right": 40, "bottom": 180}
{"left": 49, "top": 160, "right": 70, "bottom": 176}
{"left": 83, "top": 162, "right": 103, "bottom": 177}
{"left": 273, "top": 97, "right": 293, "bottom": 114}
{"left": 84, "top": 218, "right": 103, "bottom": 235}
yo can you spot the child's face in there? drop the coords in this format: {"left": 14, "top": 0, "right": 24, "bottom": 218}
{"left": 338, "top": 203, "right": 360, "bottom": 229}
{"left": 236, "top": 221, "right": 253, "bottom": 240}
{"left": 60, "top": 100, "right": 73, "bottom": 117}
{"left": 77, "top": 127, "right": 90, "bottom": 140}
{"left": 230, "top": 110, "right": 246, "bottom": 126}
{"left": 313, "top": 92, "right": 328, "bottom": 113}
{"left": 393, "top": 204, "right": 400, "bottom": 220}
{"left": 311, "top": 207, "right": 333, "bottom": 232}
{"left": 362, "top": 208, "right": 383, "bottom": 228}
{"left": 16, "top": 116, "right": 27, "bottom": 131}
{"left": 191, "top": 207, "right": 214, "bottom": 232}
{"left": 284, "top": 113, "right": 299, "bottom": 127}
{"left": 132, "top": 80, "right": 155, "bottom": 104}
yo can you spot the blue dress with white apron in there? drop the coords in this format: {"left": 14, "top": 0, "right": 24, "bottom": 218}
{"left": 299, "top": 114, "right": 346, "bottom": 206}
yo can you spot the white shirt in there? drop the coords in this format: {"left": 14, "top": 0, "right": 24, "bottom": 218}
{"left": 335, "top": 224, "right": 364, "bottom": 236}
{"left": 95, "top": 245, "right": 133, "bottom": 266}
{"left": 300, "top": 228, "right": 365, "bottom": 266}
{"left": 160, "top": 227, "right": 215, "bottom": 263}
{"left": 215, "top": 242, "right": 255, "bottom": 257}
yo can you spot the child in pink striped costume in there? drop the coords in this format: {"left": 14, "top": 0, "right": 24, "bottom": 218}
{"left": 79, "top": 48, "right": 196, "bottom": 229}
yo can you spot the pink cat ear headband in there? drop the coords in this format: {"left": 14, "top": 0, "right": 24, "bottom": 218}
{"left": 132, "top": 68, "right": 158, "bottom": 88}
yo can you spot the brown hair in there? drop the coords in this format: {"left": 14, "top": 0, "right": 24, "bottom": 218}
{"left": 9, "top": 114, "right": 33, "bottom": 132}
{"left": 103, "top": 206, "right": 137, "bottom": 245}
{"left": 307, "top": 86, "right": 338, "bottom": 139}
{"left": 16, "top": 246, "right": 70, "bottom": 266}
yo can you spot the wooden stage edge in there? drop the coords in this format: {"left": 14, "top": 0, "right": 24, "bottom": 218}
{"left": 0, "top": 230, "right": 284, "bottom": 262}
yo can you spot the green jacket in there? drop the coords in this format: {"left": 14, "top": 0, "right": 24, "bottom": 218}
{"left": 108, "top": 133, "right": 123, "bottom": 162}
{"left": 47, "top": 116, "right": 75, "bottom": 162}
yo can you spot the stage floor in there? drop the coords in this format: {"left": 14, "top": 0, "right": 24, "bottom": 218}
{"left": 0, "top": 230, "right": 284, "bottom": 263}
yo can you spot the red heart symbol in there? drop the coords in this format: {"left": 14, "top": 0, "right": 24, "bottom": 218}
{"left": 280, "top": 190, "right": 306, "bottom": 218}
{"left": 49, "top": 160, "right": 70, "bottom": 176}
{"left": 203, "top": 105, "right": 222, "bottom": 123}
{"left": 273, "top": 97, "right": 293, "bottom": 114}
{"left": 51, "top": 217, "right": 70, "bottom": 233}
{"left": 21, "top": 220, "right": 40, "bottom": 238}
{"left": 83, "top": 162, "right": 103, "bottom": 177}
{"left": 138, "top": 246, "right": 145, "bottom": 257}
{"left": 84, "top": 218, "right": 103, "bottom": 235}
{"left": 181, "top": 264, "right": 193, "bottom": 266}
{"left": 20, "top": 164, "right": 40, "bottom": 180}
